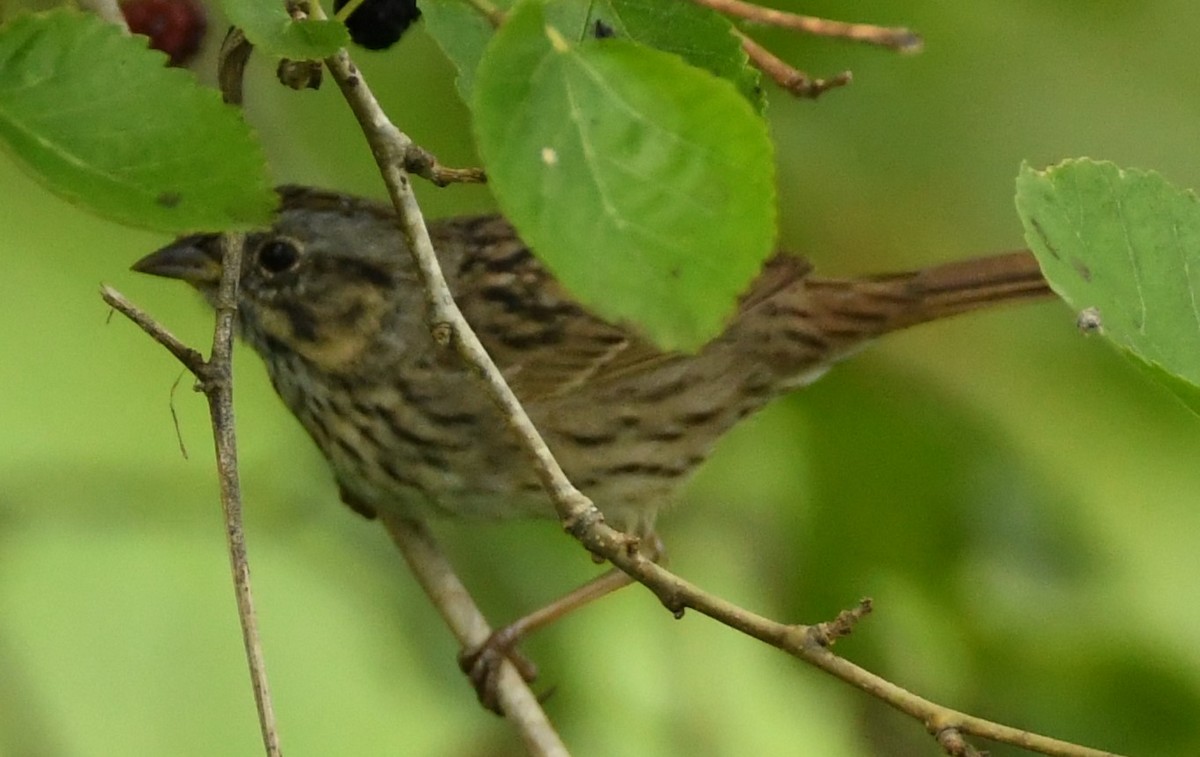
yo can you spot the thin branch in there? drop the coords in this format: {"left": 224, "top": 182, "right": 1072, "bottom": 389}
{"left": 206, "top": 234, "right": 283, "bottom": 757}
{"left": 739, "top": 32, "right": 851, "bottom": 99}
{"left": 169, "top": 370, "right": 190, "bottom": 459}
{"left": 596, "top": 562, "right": 1123, "bottom": 757}
{"left": 380, "top": 515, "right": 569, "bottom": 757}
{"left": 690, "top": 0, "right": 922, "bottom": 53}
{"left": 811, "top": 597, "right": 872, "bottom": 645}
{"left": 102, "top": 250, "right": 282, "bottom": 756}
{"left": 309, "top": 4, "right": 1118, "bottom": 756}
{"left": 101, "top": 286, "right": 206, "bottom": 372}
{"left": 318, "top": 52, "right": 600, "bottom": 531}
{"left": 939, "top": 728, "right": 986, "bottom": 757}
{"left": 314, "top": 43, "right": 570, "bottom": 751}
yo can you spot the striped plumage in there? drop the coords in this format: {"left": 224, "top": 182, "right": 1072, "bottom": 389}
{"left": 134, "top": 186, "right": 1051, "bottom": 535}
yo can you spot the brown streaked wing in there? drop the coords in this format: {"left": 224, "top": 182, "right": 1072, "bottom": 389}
{"left": 436, "top": 216, "right": 677, "bottom": 401}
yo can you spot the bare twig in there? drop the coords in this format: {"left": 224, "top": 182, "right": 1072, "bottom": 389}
{"left": 811, "top": 597, "right": 872, "bottom": 646}
{"left": 405, "top": 145, "right": 487, "bottom": 187}
{"left": 101, "top": 240, "right": 283, "bottom": 757}
{"left": 101, "top": 287, "right": 204, "bottom": 371}
{"left": 690, "top": 0, "right": 922, "bottom": 52}
{"left": 380, "top": 515, "right": 568, "bottom": 757}
{"left": 315, "top": 49, "right": 601, "bottom": 533}
{"left": 169, "top": 370, "right": 190, "bottom": 459}
{"left": 939, "top": 728, "right": 986, "bottom": 757}
{"left": 305, "top": 3, "right": 1117, "bottom": 755}
{"left": 685, "top": 0, "right": 921, "bottom": 98}
{"left": 206, "top": 236, "right": 282, "bottom": 757}
{"left": 739, "top": 32, "right": 851, "bottom": 99}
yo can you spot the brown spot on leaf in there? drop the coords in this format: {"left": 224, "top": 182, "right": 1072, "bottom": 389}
{"left": 1071, "top": 258, "right": 1092, "bottom": 282}
{"left": 1029, "top": 217, "right": 1060, "bottom": 259}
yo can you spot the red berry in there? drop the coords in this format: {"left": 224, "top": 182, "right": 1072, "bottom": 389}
{"left": 121, "top": 0, "right": 207, "bottom": 67}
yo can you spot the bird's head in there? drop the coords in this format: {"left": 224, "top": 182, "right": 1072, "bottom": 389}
{"left": 133, "top": 187, "right": 418, "bottom": 372}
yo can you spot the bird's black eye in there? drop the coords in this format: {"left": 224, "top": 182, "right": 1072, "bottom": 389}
{"left": 258, "top": 239, "right": 300, "bottom": 274}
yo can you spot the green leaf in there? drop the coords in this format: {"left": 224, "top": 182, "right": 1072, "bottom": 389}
{"left": 0, "top": 10, "right": 274, "bottom": 233}
{"left": 219, "top": 0, "right": 348, "bottom": 59}
{"left": 424, "top": 0, "right": 761, "bottom": 109}
{"left": 473, "top": 0, "right": 776, "bottom": 351}
{"left": 1016, "top": 159, "right": 1200, "bottom": 413}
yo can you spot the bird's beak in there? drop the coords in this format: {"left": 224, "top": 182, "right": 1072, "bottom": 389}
{"left": 131, "top": 233, "right": 224, "bottom": 286}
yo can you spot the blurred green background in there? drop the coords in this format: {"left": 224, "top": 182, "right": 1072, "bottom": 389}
{"left": 3, "top": 1, "right": 1200, "bottom": 755}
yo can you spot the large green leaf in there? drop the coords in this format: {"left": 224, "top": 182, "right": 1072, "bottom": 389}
{"left": 0, "top": 10, "right": 274, "bottom": 233}
{"left": 1016, "top": 159, "right": 1200, "bottom": 413}
{"left": 472, "top": 0, "right": 776, "bottom": 350}
{"left": 219, "top": 0, "right": 348, "bottom": 59}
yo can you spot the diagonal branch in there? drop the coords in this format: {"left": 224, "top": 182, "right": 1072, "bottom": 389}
{"left": 314, "top": 42, "right": 571, "bottom": 752}
{"left": 380, "top": 515, "right": 568, "bottom": 757}
{"left": 202, "top": 234, "right": 281, "bottom": 757}
{"left": 739, "top": 31, "right": 851, "bottom": 99}
{"left": 689, "top": 0, "right": 922, "bottom": 52}
{"left": 686, "top": 0, "right": 921, "bottom": 99}
{"left": 306, "top": 3, "right": 1116, "bottom": 756}
{"left": 100, "top": 286, "right": 204, "bottom": 372}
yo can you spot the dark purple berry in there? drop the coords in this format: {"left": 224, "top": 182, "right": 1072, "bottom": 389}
{"left": 334, "top": 0, "right": 421, "bottom": 51}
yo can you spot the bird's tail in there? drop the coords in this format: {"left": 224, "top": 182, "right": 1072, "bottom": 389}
{"left": 836, "top": 249, "right": 1053, "bottom": 331}
{"left": 726, "top": 250, "right": 1053, "bottom": 389}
